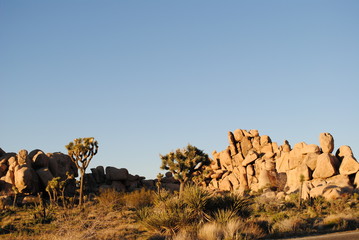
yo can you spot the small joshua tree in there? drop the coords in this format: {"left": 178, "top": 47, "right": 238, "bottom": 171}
{"left": 66, "top": 137, "right": 98, "bottom": 206}
{"left": 160, "top": 144, "right": 211, "bottom": 197}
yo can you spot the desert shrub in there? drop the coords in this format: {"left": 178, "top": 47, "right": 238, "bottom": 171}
{"left": 137, "top": 195, "right": 194, "bottom": 234}
{"left": 96, "top": 188, "right": 123, "bottom": 211}
{"left": 212, "top": 209, "right": 240, "bottom": 224}
{"left": 172, "top": 227, "right": 197, "bottom": 240}
{"left": 320, "top": 213, "right": 359, "bottom": 231}
{"left": 206, "top": 193, "right": 252, "bottom": 219}
{"left": 122, "top": 188, "right": 155, "bottom": 209}
{"left": 272, "top": 216, "right": 305, "bottom": 233}
{"left": 181, "top": 185, "right": 210, "bottom": 221}
{"left": 223, "top": 219, "right": 245, "bottom": 240}
{"left": 241, "top": 221, "right": 267, "bottom": 240}
{"left": 197, "top": 222, "right": 223, "bottom": 240}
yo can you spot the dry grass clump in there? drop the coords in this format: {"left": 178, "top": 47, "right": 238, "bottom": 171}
{"left": 122, "top": 188, "right": 155, "bottom": 209}
{"left": 272, "top": 216, "right": 305, "bottom": 233}
{"left": 319, "top": 213, "right": 359, "bottom": 231}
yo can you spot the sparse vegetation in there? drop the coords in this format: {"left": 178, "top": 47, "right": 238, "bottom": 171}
{"left": 1, "top": 186, "right": 359, "bottom": 239}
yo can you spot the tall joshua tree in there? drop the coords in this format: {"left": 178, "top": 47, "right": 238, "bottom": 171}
{"left": 160, "top": 144, "right": 211, "bottom": 197}
{"left": 66, "top": 137, "right": 98, "bottom": 206}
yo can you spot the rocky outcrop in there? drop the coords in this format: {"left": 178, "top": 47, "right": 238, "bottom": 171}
{"left": 85, "top": 166, "right": 178, "bottom": 193}
{"left": 205, "top": 129, "right": 359, "bottom": 200}
{"left": 0, "top": 148, "right": 77, "bottom": 196}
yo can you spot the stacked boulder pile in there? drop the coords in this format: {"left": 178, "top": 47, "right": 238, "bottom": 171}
{"left": 86, "top": 167, "right": 179, "bottom": 192}
{"left": 207, "top": 129, "right": 359, "bottom": 200}
{"left": 0, "top": 148, "right": 78, "bottom": 195}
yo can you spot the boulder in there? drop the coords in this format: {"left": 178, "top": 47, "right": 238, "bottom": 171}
{"left": 310, "top": 185, "right": 326, "bottom": 198}
{"left": 260, "top": 135, "right": 271, "bottom": 145}
{"left": 0, "top": 161, "right": 7, "bottom": 178}
{"left": 14, "top": 165, "right": 39, "bottom": 194}
{"left": 111, "top": 181, "right": 126, "bottom": 192}
{"left": 91, "top": 168, "right": 101, "bottom": 184}
{"left": 219, "top": 148, "right": 232, "bottom": 167}
{"left": 246, "top": 165, "right": 254, "bottom": 176}
{"left": 326, "top": 175, "right": 351, "bottom": 187}
{"left": 96, "top": 166, "right": 106, "bottom": 183}
{"left": 276, "top": 152, "right": 290, "bottom": 173}
{"left": 288, "top": 142, "right": 306, "bottom": 170}
{"left": 142, "top": 179, "right": 155, "bottom": 188}
{"left": 302, "top": 144, "right": 321, "bottom": 154}
{"left": 280, "top": 140, "right": 291, "bottom": 152}
{"left": 47, "top": 152, "right": 78, "bottom": 178}
{"left": 106, "top": 167, "right": 129, "bottom": 181}
{"left": 303, "top": 153, "right": 319, "bottom": 171}
{"left": 17, "top": 150, "right": 31, "bottom": 165}
{"left": 285, "top": 168, "right": 301, "bottom": 193}
{"left": 218, "top": 177, "right": 232, "bottom": 191}
{"left": 242, "top": 150, "right": 258, "bottom": 166}
{"left": 228, "top": 132, "right": 238, "bottom": 156}
{"left": 260, "top": 143, "right": 273, "bottom": 155}
{"left": 36, "top": 168, "right": 54, "bottom": 187}
{"left": 240, "top": 137, "right": 253, "bottom": 156}
{"left": 336, "top": 145, "right": 353, "bottom": 158}
{"left": 8, "top": 156, "right": 18, "bottom": 171}
{"left": 339, "top": 156, "right": 359, "bottom": 176}
{"left": 31, "top": 151, "right": 49, "bottom": 169}
{"left": 249, "top": 129, "right": 259, "bottom": 137}
{"left": 232, "top": 153, "right": 244, "bottom": 166}
{"left": 257, "top": 160, "right": 271, "bottom": 189}
{"left": 312, "top": 153, "right": 339, "bottom": 179}
{"left": 227, "top": 173, "right": 240, "bottom": 189}
{"left": 252, "top": 137, "right": 261, "bottom": 152}
{"left": 319, "top": 132, "right": 334, "bottom": 153}
{"left": 0, "top": 148, "right": 6, "bottom": 158}
{"left": 323, "top": 187, "right": 342, "bottom": 200}
{"left": 233, "top": 129, "right": 245, "bottom": 142}
{"left": 228, "top": 131, "right": 236, "bottom": 144}
{"left": 237, "top": 166, "right": 249, "bottom": 191}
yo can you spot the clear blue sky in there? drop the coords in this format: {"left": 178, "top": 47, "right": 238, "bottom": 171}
{"left": 1, "top": 1, "right": 358, "bottom": 179}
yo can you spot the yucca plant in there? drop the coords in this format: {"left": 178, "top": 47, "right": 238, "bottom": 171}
{"left": 206, "top": 193, "right": 252, "bottom": 220}
{"left": 182, "top": 184, "right": 210, "bottom": 222}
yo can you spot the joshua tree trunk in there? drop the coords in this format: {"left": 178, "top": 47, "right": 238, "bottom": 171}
{"left": 179, "top": 179, "right": 187, "bottom": 198}
{"left": 79, "top": 169, "right": 85, "bottom": 206}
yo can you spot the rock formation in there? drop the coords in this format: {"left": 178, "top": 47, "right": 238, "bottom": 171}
{"left": 205, "top": 129, "right": 359, "bottom": 200}
{"left": 0, "top": 149, "right": 78, "bottom": 196}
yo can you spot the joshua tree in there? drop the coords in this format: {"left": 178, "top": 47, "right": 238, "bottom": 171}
{"left": 66, "top": 137, "right": 98, "bottom": 206}
{"left": 160, "top": 144, "right": 211, "bottom": 197}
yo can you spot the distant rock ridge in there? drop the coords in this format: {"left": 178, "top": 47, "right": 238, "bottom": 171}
{"left": 0, "top": 147, "right": 179, "bottom": 199}
{"left": 205, "top": 129, "right": 359, "bottom": 200}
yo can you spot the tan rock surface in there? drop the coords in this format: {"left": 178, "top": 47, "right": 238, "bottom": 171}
{"left": 339, "top": 155, "right": 359, "bottom": 175}
{"left": 319, "top": 132, "right": 334, "bottom": 153}
{"left": 312, "top": 153, "right": 339, "bottom": 179}
{"left": 242, "top": 150, "right": 258, "bottom": 166}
